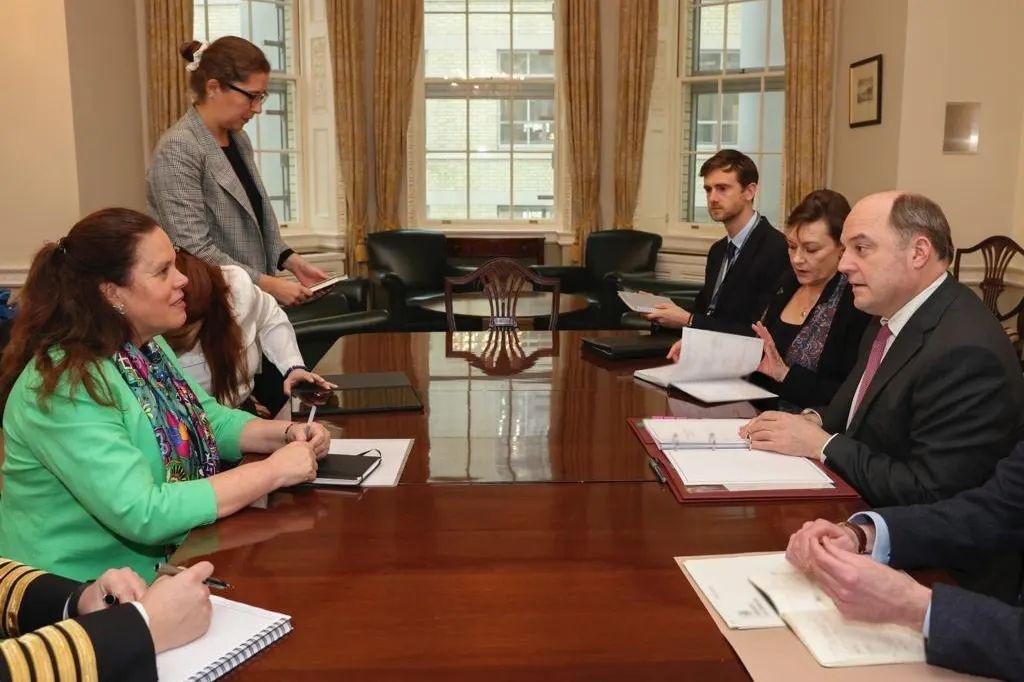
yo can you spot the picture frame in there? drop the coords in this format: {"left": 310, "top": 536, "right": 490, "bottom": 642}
{"left": 849, "top": 54, "right": 883, "bottom": 128}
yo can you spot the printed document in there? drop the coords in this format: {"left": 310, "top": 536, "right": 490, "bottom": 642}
{"left": 634, "top": 327, "right": 776, "bottom": 402}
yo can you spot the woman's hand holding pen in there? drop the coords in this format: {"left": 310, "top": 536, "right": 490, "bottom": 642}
{"left": 77, "top": 567, "right": 147, "bottom": 614}
{"left": 752, "top": 322, "right": 790, "bottom": 382}
{"left": 267, "top": 441, "right": 319, "bottom": 487}
{"left": 287, "top": 420, "right": 330, "bottom": 457}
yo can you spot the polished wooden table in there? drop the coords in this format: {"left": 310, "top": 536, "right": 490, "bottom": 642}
{"left": 179, "top": 331, "right": 863, "bottom": 680}
{"left": 418, "top": 291, "right": 592, "bottom": 319}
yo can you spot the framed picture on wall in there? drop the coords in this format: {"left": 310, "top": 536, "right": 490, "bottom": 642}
{"left": 849, "top": 54, "right": 883, "bottom": 127}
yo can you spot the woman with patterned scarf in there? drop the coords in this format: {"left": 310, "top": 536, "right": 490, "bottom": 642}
{"left": 0, "top": 208, "right": 329, "bottom": 583}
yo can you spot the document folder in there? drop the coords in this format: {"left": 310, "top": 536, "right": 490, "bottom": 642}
{"left": 628, "top": 418, "right": 860, "bottom": 503}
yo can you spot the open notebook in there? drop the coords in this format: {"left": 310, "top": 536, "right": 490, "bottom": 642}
{"left": 156, "top": 596, "right": 292, "bottom": 682}
{"left": 680, "top": 553, "right": 925, "bottom": 668}
{"left": 634, "top": 327, "right": 776, "bottom": 402}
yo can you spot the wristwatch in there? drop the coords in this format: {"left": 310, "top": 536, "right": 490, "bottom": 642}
{"left": 837, "top": 521, "right": 868, "bottom": 554}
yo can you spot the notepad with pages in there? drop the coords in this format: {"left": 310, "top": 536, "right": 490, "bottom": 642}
{"left": 156, "top": 596, "right": 292, "bottom": 682}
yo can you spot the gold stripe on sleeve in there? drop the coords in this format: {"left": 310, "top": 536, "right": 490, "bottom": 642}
{"left": 6, "top": 569, "right": 42, "bottom": 637}
{"left": 0, "top": 565, "right": 37, "bottom": 637}
{"left": 0, "top": 560, "right": 25, "bottom": 636}
{"left": 60, "top": 619, "right": 98, "bottom": 682}
{"left": 20, "top": 632, "right": 55, "bottom": 681}
{"left": 0, "top": 638, "right": 31, "bottom": 682}
{"left": 36, "top": 624, "right": 77, "bottom": 682}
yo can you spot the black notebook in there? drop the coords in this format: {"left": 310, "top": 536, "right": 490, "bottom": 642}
{"left": 581, "top": 334, "right": 677, "bottom": 360}
{"left": 314, "top": 451, "right": 383, "bottom": 486}
{"left": 290, "top": 372, "right": 423, "bottom": 417}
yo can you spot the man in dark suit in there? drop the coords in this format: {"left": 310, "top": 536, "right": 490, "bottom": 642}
{"left": 741, "top": 191, "right": 1024, "bottom": 508}
{"left": 785, "top": 442, "right": 1024, "bottom": 680}
{"left": 643, "top": 150, "right": 789, "bottom": 335}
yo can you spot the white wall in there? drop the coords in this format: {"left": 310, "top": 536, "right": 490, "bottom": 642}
{"left": 0, "top": 0, "right": 81, "bottom": 276}
{"left": 831, "top": 0, "right": 1024, "bottom": 253}
{"left": 829, "top": 0, "right": 908, "bottom": 203}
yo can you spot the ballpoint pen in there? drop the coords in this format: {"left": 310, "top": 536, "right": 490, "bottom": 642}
{"left": 306, "top": 403, "right": 317, "bottom": 439}
{"left": 154, "top": 563, "right": 233, "bottom": 589}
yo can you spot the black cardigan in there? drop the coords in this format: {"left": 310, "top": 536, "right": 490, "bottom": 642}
{"left": 751, "top": 271, "right": 871, "bottom": 408}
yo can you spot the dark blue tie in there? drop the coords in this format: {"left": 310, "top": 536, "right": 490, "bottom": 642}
{"left": 707, "top": 242, "right": 737, "bottom": 316}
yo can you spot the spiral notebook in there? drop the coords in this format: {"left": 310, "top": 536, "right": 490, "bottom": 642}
{"left": 156, "top": 596, "right": 293, "bottom": 682}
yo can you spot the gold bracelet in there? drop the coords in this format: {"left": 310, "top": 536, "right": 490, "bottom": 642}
{"left": 284, "top": 423, "right": 295, "bottom": 444}
{"left": 837, "top": 521, "right": 868, "bottom": 554}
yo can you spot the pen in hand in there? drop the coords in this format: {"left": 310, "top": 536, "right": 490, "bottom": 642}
{"left": 155, "top": 562, "right": 233, "bottom": 590}
{"left": 305, "top": 404, "right": 317, "bottom": 440}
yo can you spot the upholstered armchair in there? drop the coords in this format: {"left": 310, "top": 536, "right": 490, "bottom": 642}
{"left": 285, "top": 278, "right": 389, "bottom": 366}
{"left": 366, "top": 229, "right": 475, "bottom": 331}
{"left": 532, "top": 229, "right": 663, "bottom": 328}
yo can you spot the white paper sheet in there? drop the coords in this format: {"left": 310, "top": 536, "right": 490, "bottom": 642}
{"left": 681, "top": 554, "right": 790, "bottom": 629}
{"left": 665, "top": 448, "right": 833, "bottom": 486}
{"left": 328, "top": 438, "right": 413, "bottom": 487}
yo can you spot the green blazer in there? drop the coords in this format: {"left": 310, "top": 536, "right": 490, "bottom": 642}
{"left": 0, "top": 337, "right": 255, "bottom": 582}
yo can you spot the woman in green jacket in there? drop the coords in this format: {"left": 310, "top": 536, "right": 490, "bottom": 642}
{"left": 0, "top": 208, "right": 329, "bottom": 582}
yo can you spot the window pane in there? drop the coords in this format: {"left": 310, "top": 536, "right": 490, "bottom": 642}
{"left": 768, "top": 0, "right": 784, "bottom": 67}
{"left": 680, "top": 152, "right": 713, "bottom": 223}
{"left": 512, "top": 152, "right": 554, "bottom": 216}
{"left": 426, "top": 99, "right": 468, "bottom": 151}
{"left": 692, "top": 86, "right": 719, "bottom": 149}
{"left": 253, "top": 81, "right": 295, "bottom": 150}
{"left": 512, "top": 0, "right": 553, "bottom": 11}
{"left": 426, "top": 154, "right": 469, "bottom": 219}
{"left": 468, "top": 98, "right": 500, "bottom": 151}
{"left": 512, "top": 11, "right": 554, "bottom": 58}
{"left": 256, "top": 151, "right": 298, "bottom": 222}
{"left": 468, "top": 13, "right": 509, "bottom": 78}
{"left": 251, "top": 0, "right": 289, "bottom": 72}
{"left": 469, "top": 151, "right": 511, "bottom": 219}
{"left": 198, "top": 0, "right": 243, "bottom": 40}
{"left": 425, "top": 0, "right": 467, "bottom": 11}
{"left": 693, "top": 4, "right": 725, "bottom": 75}
{"left": 756, "top": 153, "right": 782, "bottom": 227}
{"left": 727, "top": 0, "right": 769, "bottom": 71}
{"left": 722, "top": 78, "right": 764, "bottom": 151}
{"left": 425, "top": 13, "right": 467, "bottom": 78}
{"left": 761, "top": 81, "right": 784, "bottom": 154}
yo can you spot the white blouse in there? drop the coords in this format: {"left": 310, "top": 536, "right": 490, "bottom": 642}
{"left": 176, "top": 265, "right": 304, "bottom": 406}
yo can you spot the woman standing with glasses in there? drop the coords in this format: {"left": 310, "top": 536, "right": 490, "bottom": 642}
{"left": 147, "top": 36, "right": 326, "bottom": 306}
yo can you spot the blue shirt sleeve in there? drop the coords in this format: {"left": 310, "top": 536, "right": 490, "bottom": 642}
{"left": 849, "top": 511, "right": 892, "bottom": 564}
{"left": 922, "top": 600, "right": 931, "bottom": 638}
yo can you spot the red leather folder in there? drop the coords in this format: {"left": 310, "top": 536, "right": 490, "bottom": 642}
{"left": 627, "top": 418, "right": 861, "bottom": 503}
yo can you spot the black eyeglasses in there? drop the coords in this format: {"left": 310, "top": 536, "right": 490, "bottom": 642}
{"left": 223, "top": 82, "right": 269, "bottom": 106}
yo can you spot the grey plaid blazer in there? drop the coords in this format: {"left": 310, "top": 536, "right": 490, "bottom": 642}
{"left": 147, "top": 107, "right": 289, "bottom": 282}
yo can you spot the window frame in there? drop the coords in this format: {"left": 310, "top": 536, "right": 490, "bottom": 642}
{"left": 674, "top": 0, "right": 786, "bottom": 230}
{"left": 407, "top": 1, "right": 568, "bottom": 235}
{"left": 193, "top": 0, "right": 306, "bottom": 230}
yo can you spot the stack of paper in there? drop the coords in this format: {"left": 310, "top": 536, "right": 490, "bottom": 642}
{"left": 680, "top": 553, "right": 926, "bottom": 668}
{"left": 634, "top": 327, "right": 777, "bottom": 403}
{"left": 643, "top": 418, "right": 833, "bottom": 491}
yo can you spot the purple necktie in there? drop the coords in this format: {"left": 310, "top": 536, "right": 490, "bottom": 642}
{"left": 851, "top": 323, "right": 892, "bottom": 416}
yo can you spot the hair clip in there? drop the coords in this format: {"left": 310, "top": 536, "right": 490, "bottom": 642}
{"left": 186, "top": 41, "right": 209, "bottom": 72}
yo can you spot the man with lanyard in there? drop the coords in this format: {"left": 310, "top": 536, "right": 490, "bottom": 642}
{"left": 643, "top": 149, "right": 789, "bottom": 336}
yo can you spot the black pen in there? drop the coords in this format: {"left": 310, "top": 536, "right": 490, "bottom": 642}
{"left": 154, "top": 562, "right": 233, "bottom": 589}
{"left": 648, "top": 457, "right": 668, "bottom": 485}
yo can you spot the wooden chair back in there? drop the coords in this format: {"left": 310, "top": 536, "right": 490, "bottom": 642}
{"left": 444, "top": 258, "right": 560, "bottom": 331}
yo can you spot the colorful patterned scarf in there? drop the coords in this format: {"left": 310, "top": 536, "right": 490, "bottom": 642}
{"left": 113, "top": 341, "right": 221, "bottom": 482}
{"left": 783, "top": 274, "right": 848, "bottom": 372}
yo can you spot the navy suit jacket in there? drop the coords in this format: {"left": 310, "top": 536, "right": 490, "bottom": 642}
{"left": 689, "top": 216, "right": 789, "bottom": 336}
{"left": 875, "top": 443, "right": 1024, "bottom": 680}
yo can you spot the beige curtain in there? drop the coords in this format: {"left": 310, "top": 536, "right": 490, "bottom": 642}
{"left": 145, "top": 0, "right": 193, "bottom": 148}
{"left": 560, "top": 0, "right": 601, "bottom": 263}
{"left": 373, "top": 0, "right": 423, "bottom": 232}
{"left": 327, "top": 0, "right": 369, "bottom": 274}
{"left": 613, "top": 0, "right": 658, "bottom": 229}
{"left": 783, "top": 0, "right": 835, "bottom": 216}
